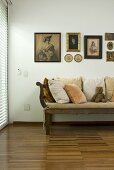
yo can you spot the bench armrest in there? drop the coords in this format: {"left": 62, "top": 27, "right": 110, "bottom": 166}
{"left": 36, "top": 82, "right": 47, "bottom": 108}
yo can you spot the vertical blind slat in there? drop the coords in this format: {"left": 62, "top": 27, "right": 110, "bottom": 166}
{"left": 0, "top": 0, "right": 8, "bottom": 130}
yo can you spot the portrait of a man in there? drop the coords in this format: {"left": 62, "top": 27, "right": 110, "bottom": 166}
{"left": 66, "top": 33, "right": 80, "bottom": 52}
{"left": 69, "top": 35, "right": 78, "bottom": 49}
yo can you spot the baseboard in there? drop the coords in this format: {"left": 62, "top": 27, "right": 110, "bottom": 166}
{"left": 12, "top": 121, "right": 114, "bottom": 127}
{"left": 13, "top": 121, "right": 43, "bottom": 126}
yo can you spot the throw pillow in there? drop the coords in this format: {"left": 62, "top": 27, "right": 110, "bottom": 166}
{"left": 64, "top": 84, "right": 87, "bottom": 104}
{"left": 48, "top": 79, "right": 70, "bottom": 104}
{"left": 110, "top": 91, "right": 114, "bottom": 102}
{"left": 83, "top": 78, "right": 105, "bottom": 101}
{"left": 43, "top": 78, "right": 55, "bottom": 102}
{"left": 105, "top": 76, "right": 114, "bottom": 100}
{"left": 55, "top": 77, "right": 82, "bottom": 90}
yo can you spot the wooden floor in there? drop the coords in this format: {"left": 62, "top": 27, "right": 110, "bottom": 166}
{"left": 1, "top": 125, "right": 114, "bottom": 170}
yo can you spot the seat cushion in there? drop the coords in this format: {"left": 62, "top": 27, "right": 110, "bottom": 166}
{"left": 47, "top": 102, "right": 114, "bottom": 109}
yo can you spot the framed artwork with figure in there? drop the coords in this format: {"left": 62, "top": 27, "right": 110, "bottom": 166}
{"left": 34, "top": 33, "right": 61, "bottom": 62}
{"left": 84, "top": 35, "right": 102, "bottom": 59}
{"left": 66, "top": 33, "right": 81, "bottom": 52}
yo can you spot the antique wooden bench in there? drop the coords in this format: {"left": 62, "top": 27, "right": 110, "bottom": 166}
{"left": 36, "top": 82, "right": 114, "bottom": 135}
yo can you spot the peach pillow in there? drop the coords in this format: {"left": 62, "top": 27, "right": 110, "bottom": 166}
{"left": 110, "top": 91, "right": 114, "bottom": 102}
{"left": 64, "top": 84, "right": 87, "bottom": 104}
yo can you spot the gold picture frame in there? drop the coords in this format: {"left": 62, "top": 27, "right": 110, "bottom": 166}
{"left": 107, "top": 42, "right": 113, "bottom": 50}
{"left": 64, "top": 54, "right": 73, "bottom": 62}
{"left": 74, "top": 54, "right": 82, "bottom": 62}
{"left": 66, "top": 32, "right": 81, "bottom": 52}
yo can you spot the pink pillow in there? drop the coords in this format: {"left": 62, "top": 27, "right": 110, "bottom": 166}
{"left": 64, "top": 84, "right": 87, "bottom": 104}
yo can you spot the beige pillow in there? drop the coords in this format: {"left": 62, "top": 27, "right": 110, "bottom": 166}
{"left": 56, "top": 77, "right": 82, "bottom": 90}
{"left": 105, "top": 77, "right": 114, "bottom": 100}
{"left": 48, "top": 79, "right": 70, "bottom": 104}
{"left": 110, "top": 91, "right": 114, "bottom": 102}
{"left": 64, "top": 84, "right": 87, "bottom": 104}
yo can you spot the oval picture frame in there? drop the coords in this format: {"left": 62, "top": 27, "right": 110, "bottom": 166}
{"left": 64, "top": 54, "right": 73, "bottom": 62}
{"left": 107, "top": 42, "right": 113, "bottom": 50}
{"left": 74, "top": 54, "right": 82, "bottom": 62}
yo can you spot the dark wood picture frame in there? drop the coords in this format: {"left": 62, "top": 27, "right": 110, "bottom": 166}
{"left": 84, "top": 35, "right": 102, "bottom": 59}
{"left": 34, "top": 33, "right": 61, "bottom": 62}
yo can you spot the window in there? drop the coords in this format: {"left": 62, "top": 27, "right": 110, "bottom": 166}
{"left": 0, "top": 0, "right": 8, "bottom": 130}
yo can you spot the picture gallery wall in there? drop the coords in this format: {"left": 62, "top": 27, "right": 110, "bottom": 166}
{"left": 34, "top": 32, "right": 114, "bottom": 62}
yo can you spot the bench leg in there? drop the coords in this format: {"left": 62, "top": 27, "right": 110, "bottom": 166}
{"left": 45, "top": 112, "right": 51, "bottom": 135}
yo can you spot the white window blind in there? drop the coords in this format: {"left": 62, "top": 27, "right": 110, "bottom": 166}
{"left": 0, "top": 0, "right": 8, "bottom": 130}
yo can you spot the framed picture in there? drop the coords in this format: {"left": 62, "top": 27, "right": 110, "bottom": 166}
{"left": 74, "top": 54, "right": 82, "bottom": 62}
{"left": 105, "top": 33, "right": 114, "bottom": 41}
{"left": 66, "top": 32, "right": 81, "bottom": 52}
{"left": 84, "top": 35, "right": 102, "bottom": 59}
{"left": 106, "top": 51, "right": 114, "bottom": 62}
{"left": 64, "top": 54, "right": 73, "bottom": 62}
{"left": 107, "top": 42, "right": 113, "bottom": 50}
{"left": 34, "top": 33, "right": 61, "bottom": 62}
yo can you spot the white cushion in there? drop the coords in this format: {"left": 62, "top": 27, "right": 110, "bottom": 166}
{"left": 83, "top": 78, "right": 105, "bottom": 101}
{"left": 48, "top": 79, "right": 70, "bottom": 104}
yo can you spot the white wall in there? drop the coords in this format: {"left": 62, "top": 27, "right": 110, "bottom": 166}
{"left": 8, "top": 0, "right": 114, "bottom": 123}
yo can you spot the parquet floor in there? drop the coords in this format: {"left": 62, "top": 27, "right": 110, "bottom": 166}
{"left": 1, "top": 125, "right": 114, "bottom": 169}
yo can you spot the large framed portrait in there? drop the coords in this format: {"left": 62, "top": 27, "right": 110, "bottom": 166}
{"left": 34, "top": 33, "right": 61, "bottom": 62}
{"left": 84, "top": 35, "right": 102, "bottom": 59}
{"left": 66, "top": 33, "right": 81, "bottom": 52}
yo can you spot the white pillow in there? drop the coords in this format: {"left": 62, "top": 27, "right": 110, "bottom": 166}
{"left": 48, "top": 79, "right": 70, "bottom": 104}
{"left": 83, "top": 78, "right": 105, "bottom": 101}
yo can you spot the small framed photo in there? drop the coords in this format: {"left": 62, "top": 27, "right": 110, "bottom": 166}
{"left": 106, "top": 51, "right": 114, "bottom": 62}
{"left": 64, "top": 54, "right": 73, "bottom": 62}
{"left": 34, "top": 33, "right": 61, "bottom": 62}
{"left": 74, "top": 54, "right": 82, "bottom": 62}
{"left": 105, "top": 33, "right": 114, "bottom": 41}
{"left": 66, "top": 32, "right": 81, "bottom": 52}
{"left": 107, "top": 42, "right": 113, "bottom": 50}
{"left": 84, "top": 35, "right": 102, "bottom": 59}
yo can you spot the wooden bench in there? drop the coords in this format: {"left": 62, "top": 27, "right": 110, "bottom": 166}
{"left": 36, "top": 81, "right": 114, "bottom": 135}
